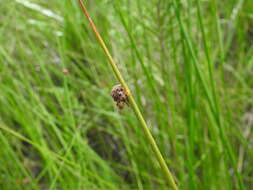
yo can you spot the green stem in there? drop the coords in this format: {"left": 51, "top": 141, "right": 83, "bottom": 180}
{"left": 78, "top": 0, "right": 179, "bottom": 189}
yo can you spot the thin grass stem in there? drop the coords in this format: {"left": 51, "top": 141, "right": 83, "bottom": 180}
{"left": 78, "top": 0, "right": 179, "bottom": 189}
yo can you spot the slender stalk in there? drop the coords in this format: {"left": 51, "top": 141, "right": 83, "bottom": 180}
{"left": 78, "top": 0, "right": 179, "bottom": 189}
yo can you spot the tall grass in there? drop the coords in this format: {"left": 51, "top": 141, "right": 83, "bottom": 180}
{"left": 0, "top": 0, "right": 252, "bottom": 189}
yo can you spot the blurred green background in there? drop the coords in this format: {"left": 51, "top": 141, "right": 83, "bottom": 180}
{"left": 0, "top": 0, "right": 252, "bottom": 189}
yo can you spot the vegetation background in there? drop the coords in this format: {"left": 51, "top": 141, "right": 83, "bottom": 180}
{"left": 0, "top": 0, "right": 252, "bottom": 189}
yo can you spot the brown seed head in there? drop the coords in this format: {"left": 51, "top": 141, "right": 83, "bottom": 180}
{"left": 111, "top": 84, "right": 129, "bottom": 109}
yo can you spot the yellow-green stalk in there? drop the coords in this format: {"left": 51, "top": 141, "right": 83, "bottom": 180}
{"left": 78, "top": 1, "right": 178, "bottom": 189}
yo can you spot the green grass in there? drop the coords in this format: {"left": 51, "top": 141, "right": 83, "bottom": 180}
{"left": 0, "top": 0, "right": 253, "bottom": 189}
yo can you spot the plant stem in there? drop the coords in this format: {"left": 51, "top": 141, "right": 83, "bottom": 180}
{"left": 78, "top": 0, "right": 179, "bottom": 189}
